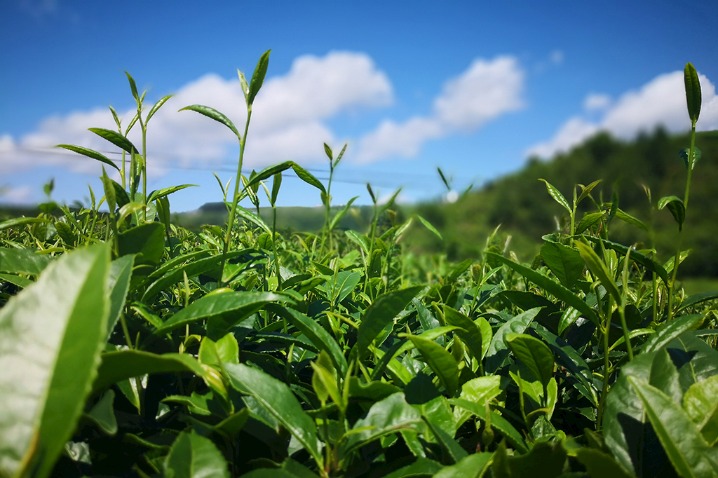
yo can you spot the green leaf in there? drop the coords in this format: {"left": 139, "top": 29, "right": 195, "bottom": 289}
{"left": 574, "top": 448, "right": 633, "bottom": 478}
{"left": 100, "top": 167, "right": 117, "bottom": 212}
{"left": 155, "top": 291, "right": 291, "bottom": 335}
{"left": 291, "top": 163, "right": 326, "bottom": 194}
{"left": 225, "top": 363, "right": 323, "bottom": 467}
{"left": 0, "top": 216, "right": 45, "bottom": 231}
{"left": 92, "top": 350, "right": 205, "bottom": 393}
{"left": 628, "top": 376, "right": 718, "bottom": 478}
{"left": 485, "top": 307, "right": 541, "bottom": 373}
{"left": 505, "top": 332, "right": 554, "bottom": 388}
{"left": 164, "top": 430, "right": 229, "bottom": 478}
{"left": 146, "top": 94, "right": 173, "bottom": 123}
{"left": 586, "top": 236, "right": 669, "bottom": 285}
{"left": 642, "top": 314, "right": 703, "bottom": 353}
{"left": 575, "top": 241, "right": 621, "bottom": 303}
{"left": 539, "top": 178, "right": 571, "bottom": 214}
{"left": 451, "top": 398, "right": 528, "bottom": 453}
{"left": 575, "top": 211, "right": 606, "bottom": 234}
{"left": 343, "top": 392, "right": 422, "bottom": 454}
{"left": 84, "top": 390, "right": 117, "bottom": 436}
{"left": 248, "top": 50, "right": 271, "bottom": 105}
{"left": 540, "top": 241, "right": 584, "bottom": 289}
{"left": 88, "top": 127, "right": 139, "bottom": 154}
{"left": 106, "top": 254, "right": 134, "bottom": 339}
{"left": 404, "top": 335, "right": 459, "bottom": 396}
{"left": 117, "top": 222, "right": 165, "bottom": 265}
{"left": 487, "top": 253, "right": 599, "bottom": 325}
{"left": 443, "top": 306, "right": 485, "bottom": 362}
{"left": 416, "top": 215, "right": 443, "bottom": 241}
{"left": 658, "top": 195, "right": 686, "bottom": 230}
{"left": 680, "top": 147, "right": 702, "bottom": 170}
{"left": 0, "top": 247, "right": 51, "bottom": 275}
{"left": 0, "top": 244, "right": 110, "bottom": 478}
{"left": 125, "top": 71, "right": 140, "bottom": 101}
{"left": 179, "top": 104, "right": 240, "bottom": 139}
{"left": 683, "top": 375, "right": 718, "bottom": 445}
{"left": 147, "top": 184, "right": 197, "bottom": 203}
{"left": 56, "top": 144, "right": 120, "bottom": 171}
{"left": 433, "top": 453, "right": 493, "bottom": 478}
{"left": 329, "top": 196, "right": 358, "bottom": 231}
{"left": 355, "top": 286, "right": 423, "bottom": 359}
{"left": 684, "top": 63, "right": 702, "bottom": 125}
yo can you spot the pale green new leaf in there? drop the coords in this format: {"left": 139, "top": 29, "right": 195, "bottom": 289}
{"left": 164, "top": 431, "right": 229, "bottom": 478}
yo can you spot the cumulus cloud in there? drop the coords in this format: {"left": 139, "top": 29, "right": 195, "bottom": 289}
{"left": 527, "top": 70, "right": 718, "bottom": 159}
{"left": 583, "top": 93, "right": 612, "bottom": 112}
{"left": 0, "top": 185, "right": 34, "bottom": 204}
{"left": 0, "top": 51, "right": 392, "bottom": 177}
{"left": 355, "top": 56, "right": 525, "bottom": 163}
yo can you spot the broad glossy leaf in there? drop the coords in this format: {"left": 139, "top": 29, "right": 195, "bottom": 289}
{"left": 422, "top": 414, "right": 467, "bottom": 463}
{"left": 404, "top": 335, "right": 459, "bottom": 396}
{"left": 56, "top": 144, "right": 120, "bottom": 171}
{"left": 574, "top": 448, "right": 633, "bottom": 478}
{"left": 0, "top": 244, "right": 110, "bottom": 478}
{"left": 450, "top": 398, "right": 528, "bottom": 453}
{"left": 84, "top": 390, "right": 117, "bottom": 436}
{"left": 494, "top": 439, "right": 567, "bottom": 476}
{"left": 92, "top": 350, "right": 205, "bottom": 393}
{"left": 443, "top": 306, "right": 485, "bottom": 362}
{"left": 382, "top": 457, "right": 443, "bottom": 478}
{"left": 540, "top": 241, "right": 584, "bottom": 289}
{"left": 485, "top": 307, "right": 541, "bottom": 373}
{"left": 683, "top": 375, "right": 718, "bottom": 445}
{"left": 658, "top": 195, "right": 685, "bottom": 230}
{"left": 628, "top": 376, "right": 718, "bottom": 478}
{"left": 575, "top": 211, "right": 606, "bottom": 234}
{"left": 505, "top": 332, "right": 554, "bottom": 388}
{"left": 355, "top": 286, "right": 423, "bottom": 359}
{"left": 487, "top": 253, "right": 598, "bottom": 325}
{"left": 433, "top": 453, "right": 493, "bottom": 478}
{"left": 155, "top": 291, "right": 290, "bottom": 335}
{"left": 225, "top": 363, "right": 323, "bottom": 467}
{"left": 164, "top": 430, "right": 229, "bottom": 478}
{"left": 117, "top": 222, "right": 165, "bottom": 265}
{"left": 0, "top": 247, "right": 51, "bottom": 275}
{"left": 311, "top": 351, "right": 342, "bottom": 407}
{"left": 642, "top": 314, "right": 703, "bottom": 353}
{"left": 89, "top": 127, "right": 138, "bottom": 154}
{"left": 343, "top": 392, "right": 422, "bottom": 454}
{"left": 179, "top": 104, "right": 240, "bottom": 139}
{"left": 684, "top": 63, "right": 702, "bottom": 124}
{"left": 270, "top": 305, "right": 347, "bottom": 375}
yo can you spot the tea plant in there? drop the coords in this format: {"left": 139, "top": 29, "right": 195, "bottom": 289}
{"left": 0, "top": 56, "right": 716, "bottom": 478}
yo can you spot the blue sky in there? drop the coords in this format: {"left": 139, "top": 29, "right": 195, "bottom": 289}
{"left": 2, "top": 1, "right": 718, "bottom": 212}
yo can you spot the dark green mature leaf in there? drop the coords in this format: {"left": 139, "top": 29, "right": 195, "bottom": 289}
{"left": 225, "top": 363, "right": 323, "bottom": 468}
{"left": 684, "top": 63, "right": 702, "bottom": 125}
{"left": 271, "top": 305, "right": 348, "bottom": 375}
{"left": 487, "top": 253, "right": 599, "bottom": 325}
{"left": 574, "top": 448, "right": 633, "bottom": 478}
{"left": 179, "top": 104, "right": 240, "bottom": 139}
{"left": 0, "top": 247, "right": 51, "bottom": 275}
{"left": 164, "top": 430, "right": 229, "bottom": 478}
{"left": 405, "top": 335, "right": 459, "bottom": 396}
{"left": 106, "top": 255, "right": 134, "bottom": 339}
{"left": 642, "top": 314, "right": 703, "bottom": 353}
{"left": 0, "top": 244, "right": 110, "bottom": 478}
{"left": 422, "top": 414, "right": 467, "bottom": 463}
{"left": 117, "top": 222, "right": 165, "bottom": 265}
{"left": 658, "top": 195, "right": 686, "bottom": 230}
{"left": 355, "top": 286, "right": 423, "bottom": 359}
{"left": 451, "top": 399, "right": 528, "bottom": 453}
{"left": 587, "top": 236, "right": 669, "bottom": 284}
{"left": 628, "top": 376, "right": 718, "bottom": 478}
{"left": 84, "top": 390, "right": 117, "bottom": 436}
{"left": 89, "top": 128, "right": 138, "bottom": 154}
{"left": 92, "top": 350, "right": 205, "bottom": 393}
{"left": 155, "top": 291, "right": 291, "bottom": 335}
{"left": 540, "top": 241, "right": 583, "bottom": 289}
{"left": 248, "top": 50, "right": 271, "bottom": 105}
{"left": 57, "top": 144, "right": 120, "bottom": 171}
{"left": 343, "top": 392, "right": 423, "bottom": 454}
{"left": 575, "top": 211, "right": 606, "bottom": 234}
{"left": 485, "top": 307, "right": 541, "bottom": 373}
{"left": 382, "top": 457, "right": 443, "bottom": 478}
{"left": 505, "top": 333, "right": 554, "bottom": 388}
{"left": 678, "top": 291, "right": 718, "bottom": 312}
{"left": 443, "top": 306, "right": 485, "bottom": 362}
{"left": 493, "top": 439, "right": 567, "bottom": 477}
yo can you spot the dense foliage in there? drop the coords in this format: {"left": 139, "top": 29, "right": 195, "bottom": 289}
{"left": 1, "top": 54, "right": 717, "bottom": 477}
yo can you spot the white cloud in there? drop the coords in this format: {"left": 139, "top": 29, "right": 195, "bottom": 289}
{"left": 0, "top": 185, "right": 34, "bottom": 204}
{"left": 527, "top": 70, "right": 718, "bottom": 158}
{"left": 0, "top": 51, "right": 393, "bottom": 177}
{"left": 583, "top": 93, "right": 612, "bottom": 112}
{"left": 355, "top": 56, "right": 525, "bottom": 163}
{"left": 549, "top": 50, "right": 564, "bottom": 65}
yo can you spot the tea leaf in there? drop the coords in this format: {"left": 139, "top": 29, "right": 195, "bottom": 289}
{"left": 684, "top": 63, "right": 702, "bottom": 125}
{"left": 540, "top": 241, "right": 584, "bottom": 289}
{"left": 179, "top": 104, "right": 240, "bottom": 139}
{"left": 658, "top": 195, "right": 685, "bottom": 230}
{"left": 433, "top": 453, "right": 493, "bottom": 478}
{"left": 575, "top": 241, "right": 621, "bottom": 303}
{"left": 404, "top": 335, "right": 459, "bottom": 396}
{"left": 164, "top": 430, "right": 229, "bottom": 478}
{"left": 56, "top": 144, "right": 120, "bottom": 171}
{"left": 147, "top": 184, "right": 197, "bottom": 203}
{"left": 683, "top": 375, "right": 718, "bottom": 445}
{"left": 248, "top": 50, "right": 271, "bottom": 105}
{"left": 451, "top": 398, "right": 528, "bottom": 453}
{"left": 539, "top": 178, "right": 571, "bottom": 214}
{"left": 89, "top": 128, "right": 138, "bottom": 154}
{"left": 292, "top": 162, "right": 326, "bottom": 194}
{"left": 506, "top": 332, "right": 554, "bottom": 388}
{"left": 0, "top": 247, "right": 51, "bottom": 275}
{"left": 146, "top": 94, "right": 173, "bottom": 123}
{"left": 0, "top": 244, "right": 110, "bottom": 477}
{"left": 226, "top": 363, "right": 322, "bottom": 467}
